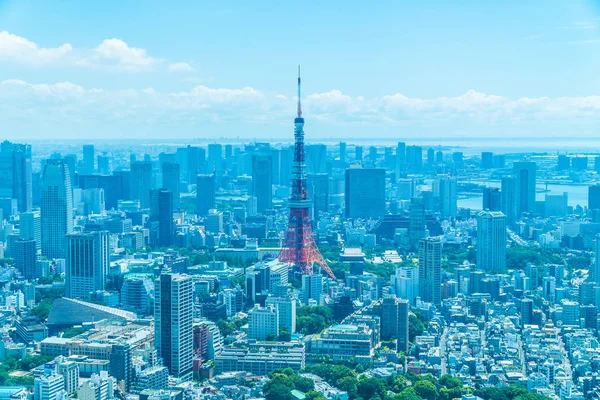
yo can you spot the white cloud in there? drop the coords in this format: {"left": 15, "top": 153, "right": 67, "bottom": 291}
{"left": 524, "top": 34, "right": 543, "bottom": 40}
{"left": 1, "top": 79, "right": 599, "bottom": 137}
{"left": 168, "top": 62, "right": 196, "bottom": 72}
{"left": 0, "top": 31, "right": 73, "bottom": 65}
{"left": 94, "top": 38, "right": 158, "bottom": 70}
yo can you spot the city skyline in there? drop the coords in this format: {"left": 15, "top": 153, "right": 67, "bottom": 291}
{"left": 1, "top": 1, "right": 599, "bottom": 139}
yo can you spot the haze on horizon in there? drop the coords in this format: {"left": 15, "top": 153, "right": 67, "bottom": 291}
{"left": 0, "top": 0, "right": 599, "bottom": 140}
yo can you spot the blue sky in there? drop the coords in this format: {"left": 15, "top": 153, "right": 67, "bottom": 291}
{"left": 0, "top": 0, "right": 599, "bottom": 140}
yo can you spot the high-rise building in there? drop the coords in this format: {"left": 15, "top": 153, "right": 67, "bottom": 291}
{"left": 593, "top": 235, "right": 600, "bottom": 284}
{"left": 438, "top": 177, "right": 457, "bottom": 217}
{"left": 196, "top": 174, "right": 216, "bottom": 216}
{"left": 481, "top": 152, "right": 494, "bottom": 169}
{"left": 589, "top": 184, "right": 600, "bottom": 211}
{"left": 513, "top": 161, "right": 537, "bottom": 215}
{"left": 130, "top": 161, "right": 153, "bottom": 209}
{"left": 0, "top": 140, "right": 32, "bottom": 212}
{"left": 208, "top": 144, "right": 223, "bottom": 174}
{"left": 308, "top": 173, "right": 329, "bottom": 221}
{"left": 380, "top": 295, "right": 409, "bottom": 352}
{"left": 20, "top": 210, "right": 41, "bottom": 252}
{"left": 483, "top": 187, "right": 502, "bottom": 211}
{"left": 109, "top": 343, "right": 132, "bottom": 392}
{"left": 82, "top": 145, "right": 95, "bottom": 174}
{"left": 41, "top": 159, "right": 73, "bottom": 259}
{"left": 265, "top": 296, "right": 296, "bottom": 334}
{"left": 55, "top": 356, "right": 79, "bottom": 395}
{"left": 409, "top": 197, "right": 426, "bottom": 246}
{"left": 355, "top": 145, "right": 363, "bottom": 161}
{"left": 150, "top": 189, "right": 173, "bottom": 248}
{"left": 301, "top": 274, "right": 323, "bottom": 305}
{"left": 248, "top": 304, "right": 279, "bottom": 340}
{"left": 205, "top": 209, "right": 224, "bottom": 233}
{"left": 13, "top": 239, "right": 37, "bottom": 280}
{"left": 154, "top": 273, "right": 193, "bottom": 381}
{"left": 501, "top": 176, "right": 517, "bottom": 226}
{"left": 161, "top": 161, "right": 181, "bottom": 210}
{"left": 344, "top": 168, "right": 385, "bottom": 219}
{"left": 97, "top": 155, "right": 110, "bottom": 175}
{"left": 252, "top": 154, "right": 273, "bottom": 214}
{"left": 66, "top": 231, "right": 110, "bottom": 300}
{"left": 306, "top": 144, "right": 327, "bottom": 174}
{"left": 476, "top": 211, "right": 507, "bottom": 272}
{"left": 339, "top": 142, "right": 347, "bottom": 165}
{"left": 34, "top": 374, "right": 65, "bottom": 400}
{"left": 418, "top": 237, "right": 441, "bottom": 305}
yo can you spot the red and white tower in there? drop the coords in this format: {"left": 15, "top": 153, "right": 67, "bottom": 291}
{"left": 278, "top": 67, "right": 335, "bottom": 279}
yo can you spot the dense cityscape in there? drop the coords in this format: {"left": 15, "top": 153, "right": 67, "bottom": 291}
{"left": 0, "top": 66, "right": 600, "bottom": 400}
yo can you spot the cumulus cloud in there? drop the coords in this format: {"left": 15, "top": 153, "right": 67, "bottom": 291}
{"left": 0, "top": 31, "right": 177, "bottom": 71}
{"left": 1, "top": 79, "right": 599, "bottom": 137}
{"left": 168, "top": 62, "right": 196, "bottom": 72}
{"left": 0, "top": 31, "right": 73, "bottom": 65}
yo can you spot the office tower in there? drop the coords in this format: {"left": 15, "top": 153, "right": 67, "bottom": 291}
{"left": 65, "top": 231, "right": 109, "bottom": 299}
{"left": 130, "top": 161, "right": 152, "bottom": 209}
{"left": 248, "top": 304, "right": 279, "bottom": 340}
{"left": 121, "top": 277, "right": 154, "bottom": 315}
{"left": 34, "top": 374, "right": 65, "bottom": 400}
{"left": 150, "top": 189, "right": 173, "bottom": 247}
{"left": 82, "top": 145, "right": 95, "bottom": 174}
{"left": 481, "top": 152, "right": 494, "bottom": 169}
{"left": 339, "top": 142, "right": 346, "bottom": 165}
{"left": 501, "top": 176, "right": 517, "bottom": 226}
{"left": 391, "top": 267, "right": 419, "bottom": 305}
{"left": 13, "top": 239, "right": 37, "bottom": 280}
{"left": 196, "top": 174, "right": 216, "bottom": 216}
{"left": 278, "top": 70, "right": 334, "bottom": 278}
{"left": 302, "top": 274, "right": 323, "bottom": 305}
{"left": 452, "top": 152, "right": 464, "bottom": 169}
{"left": 344, "top": 168, "right": 386, "bottom": 219}
{"left": 369, "top": 146, "right": 378, "bottom": 162}
{"left": 418, "top": 237, "right": 441, "bottom": 305}
{"left": 0, "top": 140, "right": 32, "bottom": 212}
{"left": 545, "top": 193, "right": 568, "bottom": 217}
{"left": 109, "top": 343, "right": 132, "bottom": 392}
{"left": 205, "top": 209, "right": 224, "bottom": 233}
{"left": 572, "top": 156, "right": 588, "bottom": 171}
{"left": 594, "top": 235, "right": 600, "bottom": 284}
{"left": 406, "top": 145, "right": 423, "bottom": 170}
{"left": 483, "top": 187, "right": 502, "bottom": 211}
{"left": 476, "top": 211, "right": 507, "bottom": 272}
{"left": 41, "top": 160, "right": 73, "bottom": 259}
{"left": 409, "top": 197, "right": 426, "bottom": 246}
{"left": 265, "top": 296, "right": 296, "bottom": 334}
{"left": 252, "top": 154, "right": 273, "bottom": 213}
{"left": 308, "top": 173, "right": 329, "bottom": 221}
{"left": 513, "top": 161, "right": 537, "bottom": 215}
{"left": 20, "top": 210, "right": 41, "bottom": 252}
{"left": 306, "top": 144, "right": 327, "bottom": 174}
{"left": 162, "top": 161, "right": 180, "bottom": 210}
{"left": 439, "top": 177, "right": 457, "bottom": 217}
{"left": 381, "top": 295, "right": 409, "bottom": 352}
{"left": 208, "top": 144, "right": 223, "bottom": 174}
{"left": 155, "top": 273, "right": 193, "bottom": 381}
{"left": 557, "top": 155, "right": 570, "bottom": 171}
{"left": 589, "top": 184, "right": 600, "bottom": 210}
{"left": 396, "top": 142, "right": 406, "bottom": 172}
{"left": 426, "top": 148, "right": 434, "bottom": 165}
{"left": 397, "top": 178, "right": 416, "bottom": 200}
{"left": 520, "top": 298, "right": 533, "bottom": 326}
{"left": 97, "top": 155, "right": 110, "bottom": 175}
{"left": 355, "top": 145, "right": 363, "bottom": 161}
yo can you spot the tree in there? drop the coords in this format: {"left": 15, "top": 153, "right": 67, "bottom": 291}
{"left": 414, "top": 380, "right": 438, "bottom": 400}
{"left": 439, "top": 374, "right": 462, "bottom": 389}
{"left": 396, "top": 387, "right": 422, "bottom": 400}
{"left": 291, "top": 375, "right": 315, "bottom": 393}
{"left": 358, "top": 377, "right": 386, "bottom": 400}
{"left": 29, "top": 298, "right": 54, "bottom": 321}
{"left": 409, "top": 314, "right": 425, "bottom": 342}
{"left": 18, "top": 355, "right": 53, "bottom": 371}
{"left": 336, "top": 376, "right": 359, "bottom": 399}
{"left": 263, "top": 373, "right": 294, "bottom": 400}
{"left": 279, "top": 329, "right": 292, "bottom": 342}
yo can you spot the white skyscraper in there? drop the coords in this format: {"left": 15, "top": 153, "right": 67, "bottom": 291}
{"left": 477, "top": 211, "right": 507, "bottom": 272}
{"left": 41, "top": 160, "right": 73, "bottom": 259}
{"left": 391, "top": 266, "right": 419, "bottom": 305}
{"left": 34, "top": 374, "right": 65, "bottom": 400}
{"left": 248, "top": 304, "right": 279, "bottom": 341}
{"left": 266, "top": 296, "right": 297, "bottom": 333}
{"left": 154, "top": 273, "right": 193, "bottom": 381}
{"left": 65, "top": 231, "right": 110, "bottom": 300}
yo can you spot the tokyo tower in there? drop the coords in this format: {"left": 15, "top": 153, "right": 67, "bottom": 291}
{"left": 278, "top": 67, "right": 335, "bottom": 279}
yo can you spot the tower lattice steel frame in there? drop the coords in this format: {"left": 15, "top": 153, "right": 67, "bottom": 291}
{"left": 278, "top": 67, "right": 335, "bottom": 279}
